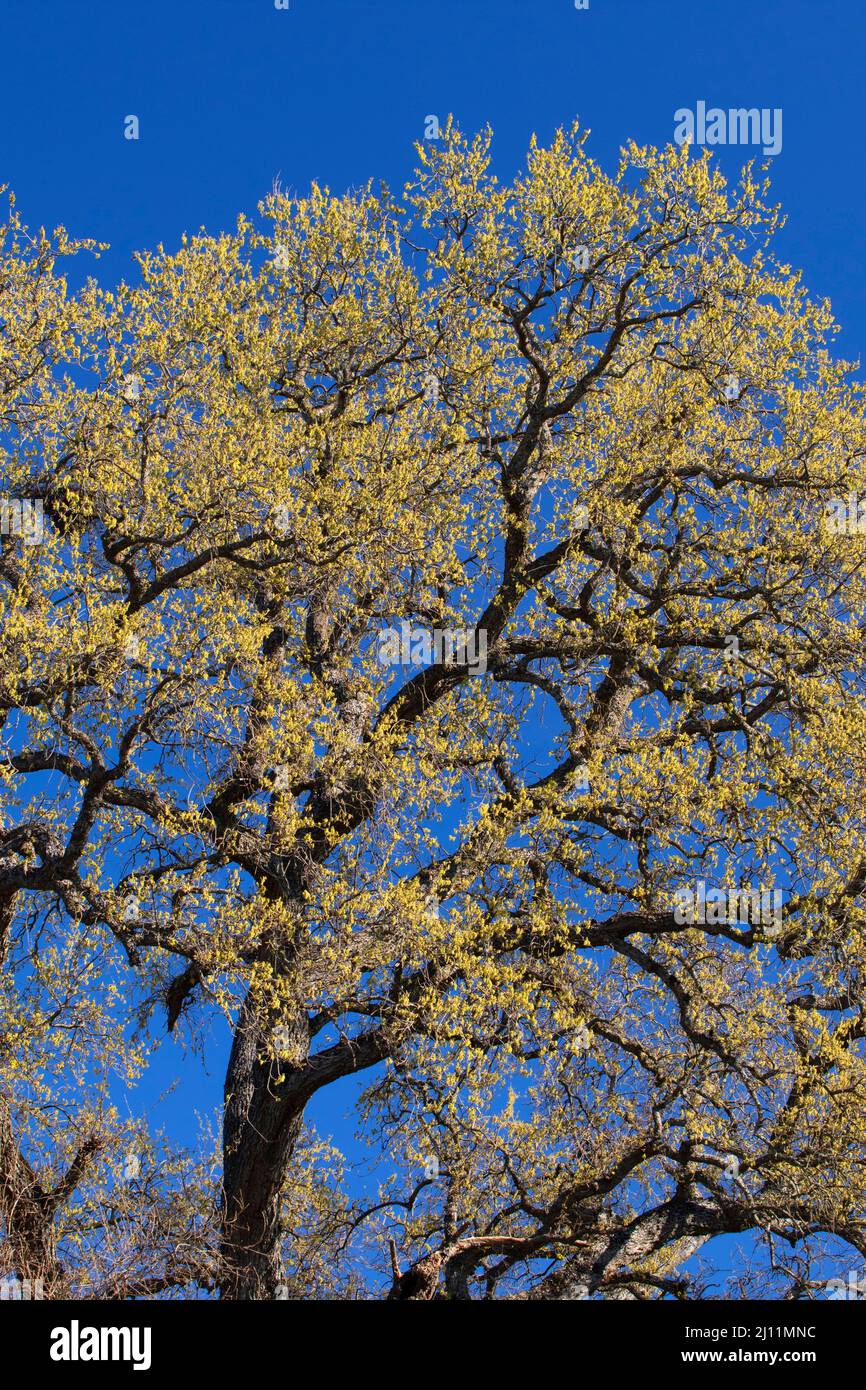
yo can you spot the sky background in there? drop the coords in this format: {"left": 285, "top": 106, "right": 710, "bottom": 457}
{"left": 2, "top": 0, "right": 864, "bottom": 1289}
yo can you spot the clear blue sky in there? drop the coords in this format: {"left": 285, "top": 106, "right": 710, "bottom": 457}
{"left": 3, "top": 0, "right": 864, "bottom": 1280}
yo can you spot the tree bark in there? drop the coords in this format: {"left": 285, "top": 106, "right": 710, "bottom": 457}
{"left": 219, "top": 992, "right": 308, "bottom": 1299}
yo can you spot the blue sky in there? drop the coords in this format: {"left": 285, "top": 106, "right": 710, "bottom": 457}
{"left": 3, "top": 0, "right": 865, "bottom": 1285}
{"left": 3, "top": 0, "right": 864, "bottom": 366}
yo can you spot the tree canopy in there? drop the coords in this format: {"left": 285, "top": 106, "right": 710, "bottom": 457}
{"left": 3, "top": 122, "right": 866, "bottom": 1300}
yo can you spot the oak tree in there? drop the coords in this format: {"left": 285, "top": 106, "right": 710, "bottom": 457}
{"left": 3, "top": 123, "right": 866, "bottom": 1300}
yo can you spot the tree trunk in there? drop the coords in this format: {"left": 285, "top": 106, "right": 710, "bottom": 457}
{"left": 219, "top": 991, "right": 308, "bottom": 1300}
